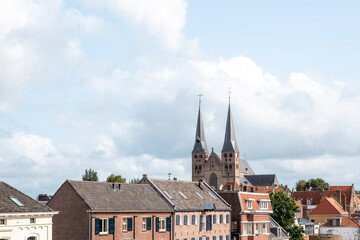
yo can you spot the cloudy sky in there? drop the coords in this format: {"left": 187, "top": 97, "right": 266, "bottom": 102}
{"left": 1, "top": 0, "right": 360, "bottom": 198}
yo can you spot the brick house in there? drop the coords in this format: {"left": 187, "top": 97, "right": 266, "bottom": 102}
{"left": 219, "top": 191, "right": 272, "bottom": 240}
{"left": 139, "top": 175, "right": 232, "bottom": 240}
{"left": 47, "top": 180, "right": 173, "bottom": 240}
{"left": 0, "top": 181, "right": 57, "bottom": 240}
{"left": 309, "top": 198, "right": 349, "bottom": 224}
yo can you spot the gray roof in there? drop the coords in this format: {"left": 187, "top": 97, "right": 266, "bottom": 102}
{"left": 297, "top": 217, "right": 314, "bottom": 225}
{"left": 144, "top": 178, "right": 231, "bottom": 212}
{"left": 192, "top": 104, "right": 208, "bottom": 153}
{"left": 0, "top": 181, "right": 54, "bottom": 213}
{"left": 244, "top": 174, "right": 279, "bottom": 186}
{"left": 66, "top": 180, "right": 172, "bottom": 212}
{"left": 222, "top": 103, "right": 239, "bottom": 153}
{"left": 239, "top": 158, "right": 255, "bottom": 175}
{"left": 270, "top": 216, "right": 290, "bottom": 240}
{"left": 240, "top": 176, "right": 253, "bottom": 186}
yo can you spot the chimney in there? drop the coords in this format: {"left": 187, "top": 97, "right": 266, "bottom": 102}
{"left": 173, "top": 177, "right": 177, "bottom": 180}
{"left": 142, "top": 173, "right": 148, "bottom": 179}
{"left": 112, "top": 183, "right": 115, "bottom": 190}
{"left": 118, "top": 184, "right": 121, "bottom": 190}
{"left": 198, "top": 179, "right": 203, "bottom": 188}
{"left": 335, "top": 190, "right": 341, "bottom": 203}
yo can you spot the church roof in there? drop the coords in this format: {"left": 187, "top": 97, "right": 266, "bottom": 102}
{"left": 243, "top": 174, "right": 279, "bottom": 187}
{"left": 192, "top": 104, "right": 208, "bottom": 153}
{"left": 239, "top": 158, "right": 255, "bottom": 175}
{"left": 222, "top": 103, "right": 239, "bottom": 153}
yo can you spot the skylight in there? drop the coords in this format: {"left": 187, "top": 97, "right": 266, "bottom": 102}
{"left": 208, "top": 192, "right": 217, "bottom": 200}
{"left": 195, "top": 191, "right": 204, "bottom": 199}
{"left": 163, "top": 190, "right": 173, "bottom": 199}
{"left": 9, "top": 197, "right": 24, "bottom": 207}
{"left": 178, "top": 191, "right": 188, "bottom": 199}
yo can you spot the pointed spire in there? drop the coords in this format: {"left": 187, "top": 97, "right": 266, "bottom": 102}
{"left": 192, "top": 95, "right": 208, "bottom": 153}
{"left": 222, "top": 102, "right": 239, "bottom": 153}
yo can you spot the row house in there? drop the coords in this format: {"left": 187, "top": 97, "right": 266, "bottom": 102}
{"left": 309, "top": 198, "right": 349, "bottom": 224}
{"left": 0, "top": 181, "right": 57, "bottom": 240}
{"left": 219, "top": 191, "right": 272, "bottom": 240}
{"left": 139, "top": 175, "right": 232, "bottom": 240}
{"left": 47, "top": 180, "right": 173, "bottom": 240}
{"left": 319, "top": 216, "right": 360, "bottom": 240}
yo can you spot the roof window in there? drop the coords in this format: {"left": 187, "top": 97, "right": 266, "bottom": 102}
{"left": 163, "top": 190, "right": 173, "bottom": 199}
{"left": 9, "top": 196, "right": 24, "bottom": 207}
{"left": 195, "top": 191, "right": 204, "bottom": 199}
{"left": 178, "top": 191, "right": 188, "bottom": 199}
{"left": 208, "top": 191, "right": 217, "bottom": 200}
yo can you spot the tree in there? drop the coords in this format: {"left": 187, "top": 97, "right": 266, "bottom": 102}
{"left": 82, "top": 169, "right": 99, "bottom": 181}
{"left": 128, "top": 178, "right": 140, "bottom": 184}
{"left": 295, "top": 178, "right": 329, "bottom": 191}
{"left": 106, "top": 174, "right": 126, "bottom": 183}
{"left": 270, "top": 191, "right": 304, "bottom": 240}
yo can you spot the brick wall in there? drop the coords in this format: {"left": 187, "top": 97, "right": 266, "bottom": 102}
{"left": 47, "top": 181, "right": 90, "bottom": 240}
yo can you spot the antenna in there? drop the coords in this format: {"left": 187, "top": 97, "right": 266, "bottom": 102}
{"left": 168, "top": 173, "right": 171, "bottom": 180}
{"left": 197, "top": 92, "right": 203, "bottom": 105}
{"left": 227, "top": 87, "right": 231, "bottom": 102}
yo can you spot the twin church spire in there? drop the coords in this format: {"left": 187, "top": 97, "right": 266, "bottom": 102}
{"left": 192, "top": 95, "right": 239, "bottom": 154}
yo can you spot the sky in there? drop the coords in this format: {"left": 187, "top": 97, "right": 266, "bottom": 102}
{"left": 1, "top": 0, "right": 360, "bottom": 198}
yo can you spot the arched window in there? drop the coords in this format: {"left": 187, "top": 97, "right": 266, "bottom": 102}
{"left": 27, "top": 237, "right": 37, "bottom": 240}
{"left": 199, "top": 166, "right": 202, "bottom": 171}
{"left": 225, "top": 164, "right": 228, "bottom": 169}
{"left": 224, "top": 153, "right": 227, "bottom": 157}
{"left": 195, "top": 166, "right": 198, "bottom": 170}
{"left": 210, "top": 173, "right": 217, "bottom": 190}
{"left": 229, "top": 164, "right": 232, "bottom": 169}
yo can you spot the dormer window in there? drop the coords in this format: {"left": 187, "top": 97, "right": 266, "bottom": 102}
{"left": 259, "top": 201, "right": 268, "bottom": 209}
{"left": 246, "top": 200, "right": 252, "bottom": 209}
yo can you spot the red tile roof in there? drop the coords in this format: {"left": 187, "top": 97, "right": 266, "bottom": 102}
{"left": 238, "top": 192, "right": 272, "bottom": 212}
{"left": 253, "top": 186, "right": 284, "bottom": 194}
{"left": 322, "top": 217, "right": 360, "bottom": 227}
{"left": 309, "top": 198, "right": 348, "bottom": 216}
{"left": 329, "top": 186, "right": 352, "bottom": 192}
{"left": 293, "top": 191, "right": 322, "bottom": 205}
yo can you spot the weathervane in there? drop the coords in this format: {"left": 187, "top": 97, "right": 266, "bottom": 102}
{"left": 228, "top": 87, "right": 231, "bottom": 102}
{"left": 197, "top": 92, "right": 203, "bottom": 105}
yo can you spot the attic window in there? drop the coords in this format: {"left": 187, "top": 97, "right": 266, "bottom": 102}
{"left": 178, "top": 191, "right": 188, "bottom": 199}
{"left": 163, "top": 190, "right": 173, "bottom": 199}
{"left": 195, "top": 191, "right": 204, "bottom": 200}
{"left": 9, "top": 196, "right": 24, "bottom": 207}
{"left": 208, "top": 192, "right": 217, "bottom": 200}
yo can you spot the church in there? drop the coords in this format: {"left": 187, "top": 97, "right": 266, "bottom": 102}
{"left": 191, "top": 98, "right": 279, "bottom": 191}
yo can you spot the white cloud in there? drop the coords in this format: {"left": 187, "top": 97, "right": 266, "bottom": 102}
{"left": 65, "top": 8, "right": 106, "bottom": 34}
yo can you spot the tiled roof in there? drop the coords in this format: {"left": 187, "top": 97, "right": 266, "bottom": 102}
{"left": 309, "top": 198, "right": 348, "bottom": 216}
{"left": 146, "top": 179, "right": 231, "bottom": 211}
{"left": 293, "top": 191, "right": 322, "bottom": 205}
{"left": 295, "top": 200, "right": 302, "bottom": 206}
{"left": 329, "top": 186, "right": 352, "bottom": 192}
{"left": 243, "top": 174, "right": 278, "bottom": 187}
{"left": 67, "top": 180, "right": 172, "bottom": 212}
{"left": 238, "top": 192, "right": 272, "bottom": 212}
{"left": 0, "top": 181, "right": 54, "bottom": 213}
{"left": 322, "top": 217, "right": 360, "bottom": 227}
{"left": 253, "top": 186, "right": 284, "bottom": 194}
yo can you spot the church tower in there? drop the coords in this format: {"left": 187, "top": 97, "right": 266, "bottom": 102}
{"left": 191, "top": 97, "right": 209, "bottom": 182}
{"left": 221, "top": 102, "right": 241, "bottom": 186}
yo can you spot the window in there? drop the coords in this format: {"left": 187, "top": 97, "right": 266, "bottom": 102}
{"left": 248, "top": 223, "right": 252, "bottom": 235}
{"left": 259, "top": 201, "right": 268, "bottom": 209}
{"left": 122, "top": 218, "right": 133, "bottom": 232}
{"left": 30, "top": 218, "right": 35, "bottom": 223}
{"left": 226, "top": 236, "right": 230, "bottom": 240}
{"left": 219, "top": 214, "right": 223, "bottom": 224}
{"left": 123, "top": 218, "right": 128, "bottom": 231}
{"left": 208, "top": 192, "right": 217, "bottom": 200}
{"left": 159, "top": 217, "right": 166, "bottom": 231}
{"left": 192, "top": 215, "right": 197, "bottom": 225}
{"left": 226, "top": 214, "right": 230, "bottom": 223}
{"left": 184, "top": 215, "right": 189, "bottom": 225}
{"left": 27, "top": 237, "right": 36, "bottom": 240}
{"left": 100, "top": 218, "right": 108, "bottom": 234}
{"left": 9, "top": 196, "right": 24, "bottom": 206}
{"left": 246, "top": 200, "right": 252, "bottom": 209}
{"left": 213, "top": 214, "right": 216, "bottom": 224}
{"left": 142, "top": 218, "right": 147, "bottom": 231}
{"left": 163, "top": 190, "right": 173, "bottom": 199}
{"left": 254, "top": 223, "right": 260, "bottom": 234}
{"left": 263, "top": 223, "right": 268, "bottom": 233}
{"left": 213, "top": 237, "right": 217, "bottom": 240}
{"left": 219, "top": 236, "right": 223, "bottom": 240}
{"left": 179, "top": 191, "right": 188, "bottom": 199}
{"left": 206, "top": 215, "right": 212, "bottom": 230}
{"left": 176, "top": 215, "right": 182, "bottom": 225}
{"left": 200, "top": 215, "right": 205, "bottom": 231}
{"left": 243, "top": 223, "right": 252, "bottom": 235}
{"left": 195, "top": 191, "right": 204, "bottom": 199}
{"left": 0, "top": 219, "right": 5, "bottom": 225}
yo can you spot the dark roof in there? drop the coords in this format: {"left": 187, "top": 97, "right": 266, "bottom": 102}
{"left": 297, "top": 217, "right": 314, "bottom": 225}
{"left": 244, "top": 174, "right": 279, "bottom": 186}
{"left": 293, "top": 191, "right": 322, "bottom": 205}
{"left": 239, "top": 158, "right": 255, "bottom": 175}
{"left": 192, "top": 104, "right": 208, "bottom": 153}
{"left": 67, "top": 180, "right": 172, "bottom": 212}
{"left": 145, "top": 178, "right": 231, "bottom": 211}
{"left": 222, "top": 103, "right": 239, "bottom": 153}
{"left": 0, "top": 181, "right": 54, "bottom": 213}
{"left": 270, "top": 216, "right": 290, "bottom": 240}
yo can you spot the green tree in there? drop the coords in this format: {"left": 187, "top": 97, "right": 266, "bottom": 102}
{"left": 270, "top": 191, "right": 304, "bottom": 240}
{"left": 128, "top": 178, "right": 140, "bottom": 184}
{"left": 295, "top": 180, "right": 307, "bottom": 191}
{"left": 82, "top": 169, "right": 99, "bottom": 181}
{"left": 106, "top": 174, "right": 126, "bottom": 183}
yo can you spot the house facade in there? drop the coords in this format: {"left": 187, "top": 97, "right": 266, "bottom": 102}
{"left": 219, "top": 191, "right": 272, "bottom": 240}
{"left": 309, "top": 198, "right": 349, "bottom": 224}
{"left": 47, "top": 180, "right": 173, "bottom": 240}
{"left": 0, "top": 181, "right": 57, "bottom": 240}
{"left": 319, "top": 217, "right": 360, "bottom": 240}
{"left": 140, "top": 175, "right": 232, "bottom": 240}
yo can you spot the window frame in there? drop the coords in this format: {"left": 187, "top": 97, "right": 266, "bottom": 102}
{"left": 0, "top": 219, "right": 5, "bottom": 225}
{"left": 122, "top": 218, "right": 128, "bottom": 232}
{"left": 159, "top": 217, "right": 166, "bottom": 232}
{"left": 99, "top": 218, "right": 109, "bottom": 234}
{"left": 142, "top": 217, "right": 147, "bottom": 231}
{"left": 263, "top": 222, "right": 268, "bottom": 234}
{"left": 246, "top": 200, "right": 252, "bottom": 209}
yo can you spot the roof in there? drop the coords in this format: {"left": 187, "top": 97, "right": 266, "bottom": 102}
{"left": 295, "top": 201, "right": 302, "bottom": 206}
{"left": 243, "top": 174, "right": 279, "bottom": 186}
{"left": 238, "top": 191, "right": 272, "bottom": 212}
{"left": 297, "top": 217, "right": 314, "bottom": 225}
{"left": 322, "top": 217, "right": 360, "bottom": 227}
{"left": 240, "top": 158, "right": 255, "bottom": 175}
{"left": 221, "top": 103, "right": 239, "bottom": 153}
{"left": 66, "top": 180, "right": 172, "bottom": 212}
{"left": 145, "top": 178, "right": 231, "bottom": 211}
{"left": 254, "top": 186, "right": 285, "bottom": 194}
{"left": 293, "top": 191, "right": 322, "bottom": 205}
{"left": 0, "top": 181, "right": 54, "bottom": 213}
{"left": 270, "top": 216, "right": 290, "bottom": 239}
{"left": 192, "top": 104, "right": 208, "bottom": 153}
{"left": 309, "top": 197, "right": 348, "bottom": 216}
{"left": 329, "top": 186, "right": 352, "bottom": 192}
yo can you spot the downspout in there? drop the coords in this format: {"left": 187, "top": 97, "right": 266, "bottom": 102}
{"left": 133, "top": 216, "right": 136, "bottom": 240}
{"left": 89, "top": 212, "right": 91, "bottom": 240}
{"left": 152, "top": 215, "right": 155, "bottom": 240}
{"left": 172, "top": 211, "right": 176, "bottom": 240}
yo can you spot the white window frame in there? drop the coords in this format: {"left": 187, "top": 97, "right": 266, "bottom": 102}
{"left": 259, "top": 201, "right": 268, "bottom": 209}
{"left": 159, "top": 217, "right": 166, "bottom": 231}
{"left": 122, "top": 218, "right": 128, "bottom": 232}
{"left": 246, "top": 200, "right": 252, "bottom": 209}
{"left": 142, "top": 217, "right": 147, "bottom": 231}
{"left": 100, "top": 218, "right": 109, "bottom": 234}
{"left": 263, "top": 222, "right": 268, "bottom": 234}
{"left": 254, "top": 223, "right": 260, "bottom": 234}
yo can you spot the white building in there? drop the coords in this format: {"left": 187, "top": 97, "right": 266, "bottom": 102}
{"left": 320, "top": 217, "right": 360, "bottom": 240}
{"left": 0, "top": 181, "right": 57, "bottom": 240}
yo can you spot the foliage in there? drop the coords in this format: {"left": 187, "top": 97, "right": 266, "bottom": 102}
{"left": 106, "top": 174, "right": 126, "bottom": 183}
{"left": 270, "top": 191, "right": 304, "bottom": 240}
{"left": 82, "top": 169, "right": 99, "bottom": 181}
{"left": 128, "top": 178, "right": 140, "bottom": 184}
{"left": 295, "top": 178, "right": 329, "bottom": 191}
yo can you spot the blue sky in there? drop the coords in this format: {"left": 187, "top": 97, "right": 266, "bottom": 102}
{"left": 1, "top": 0, "right": 360, "bottom": 197}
